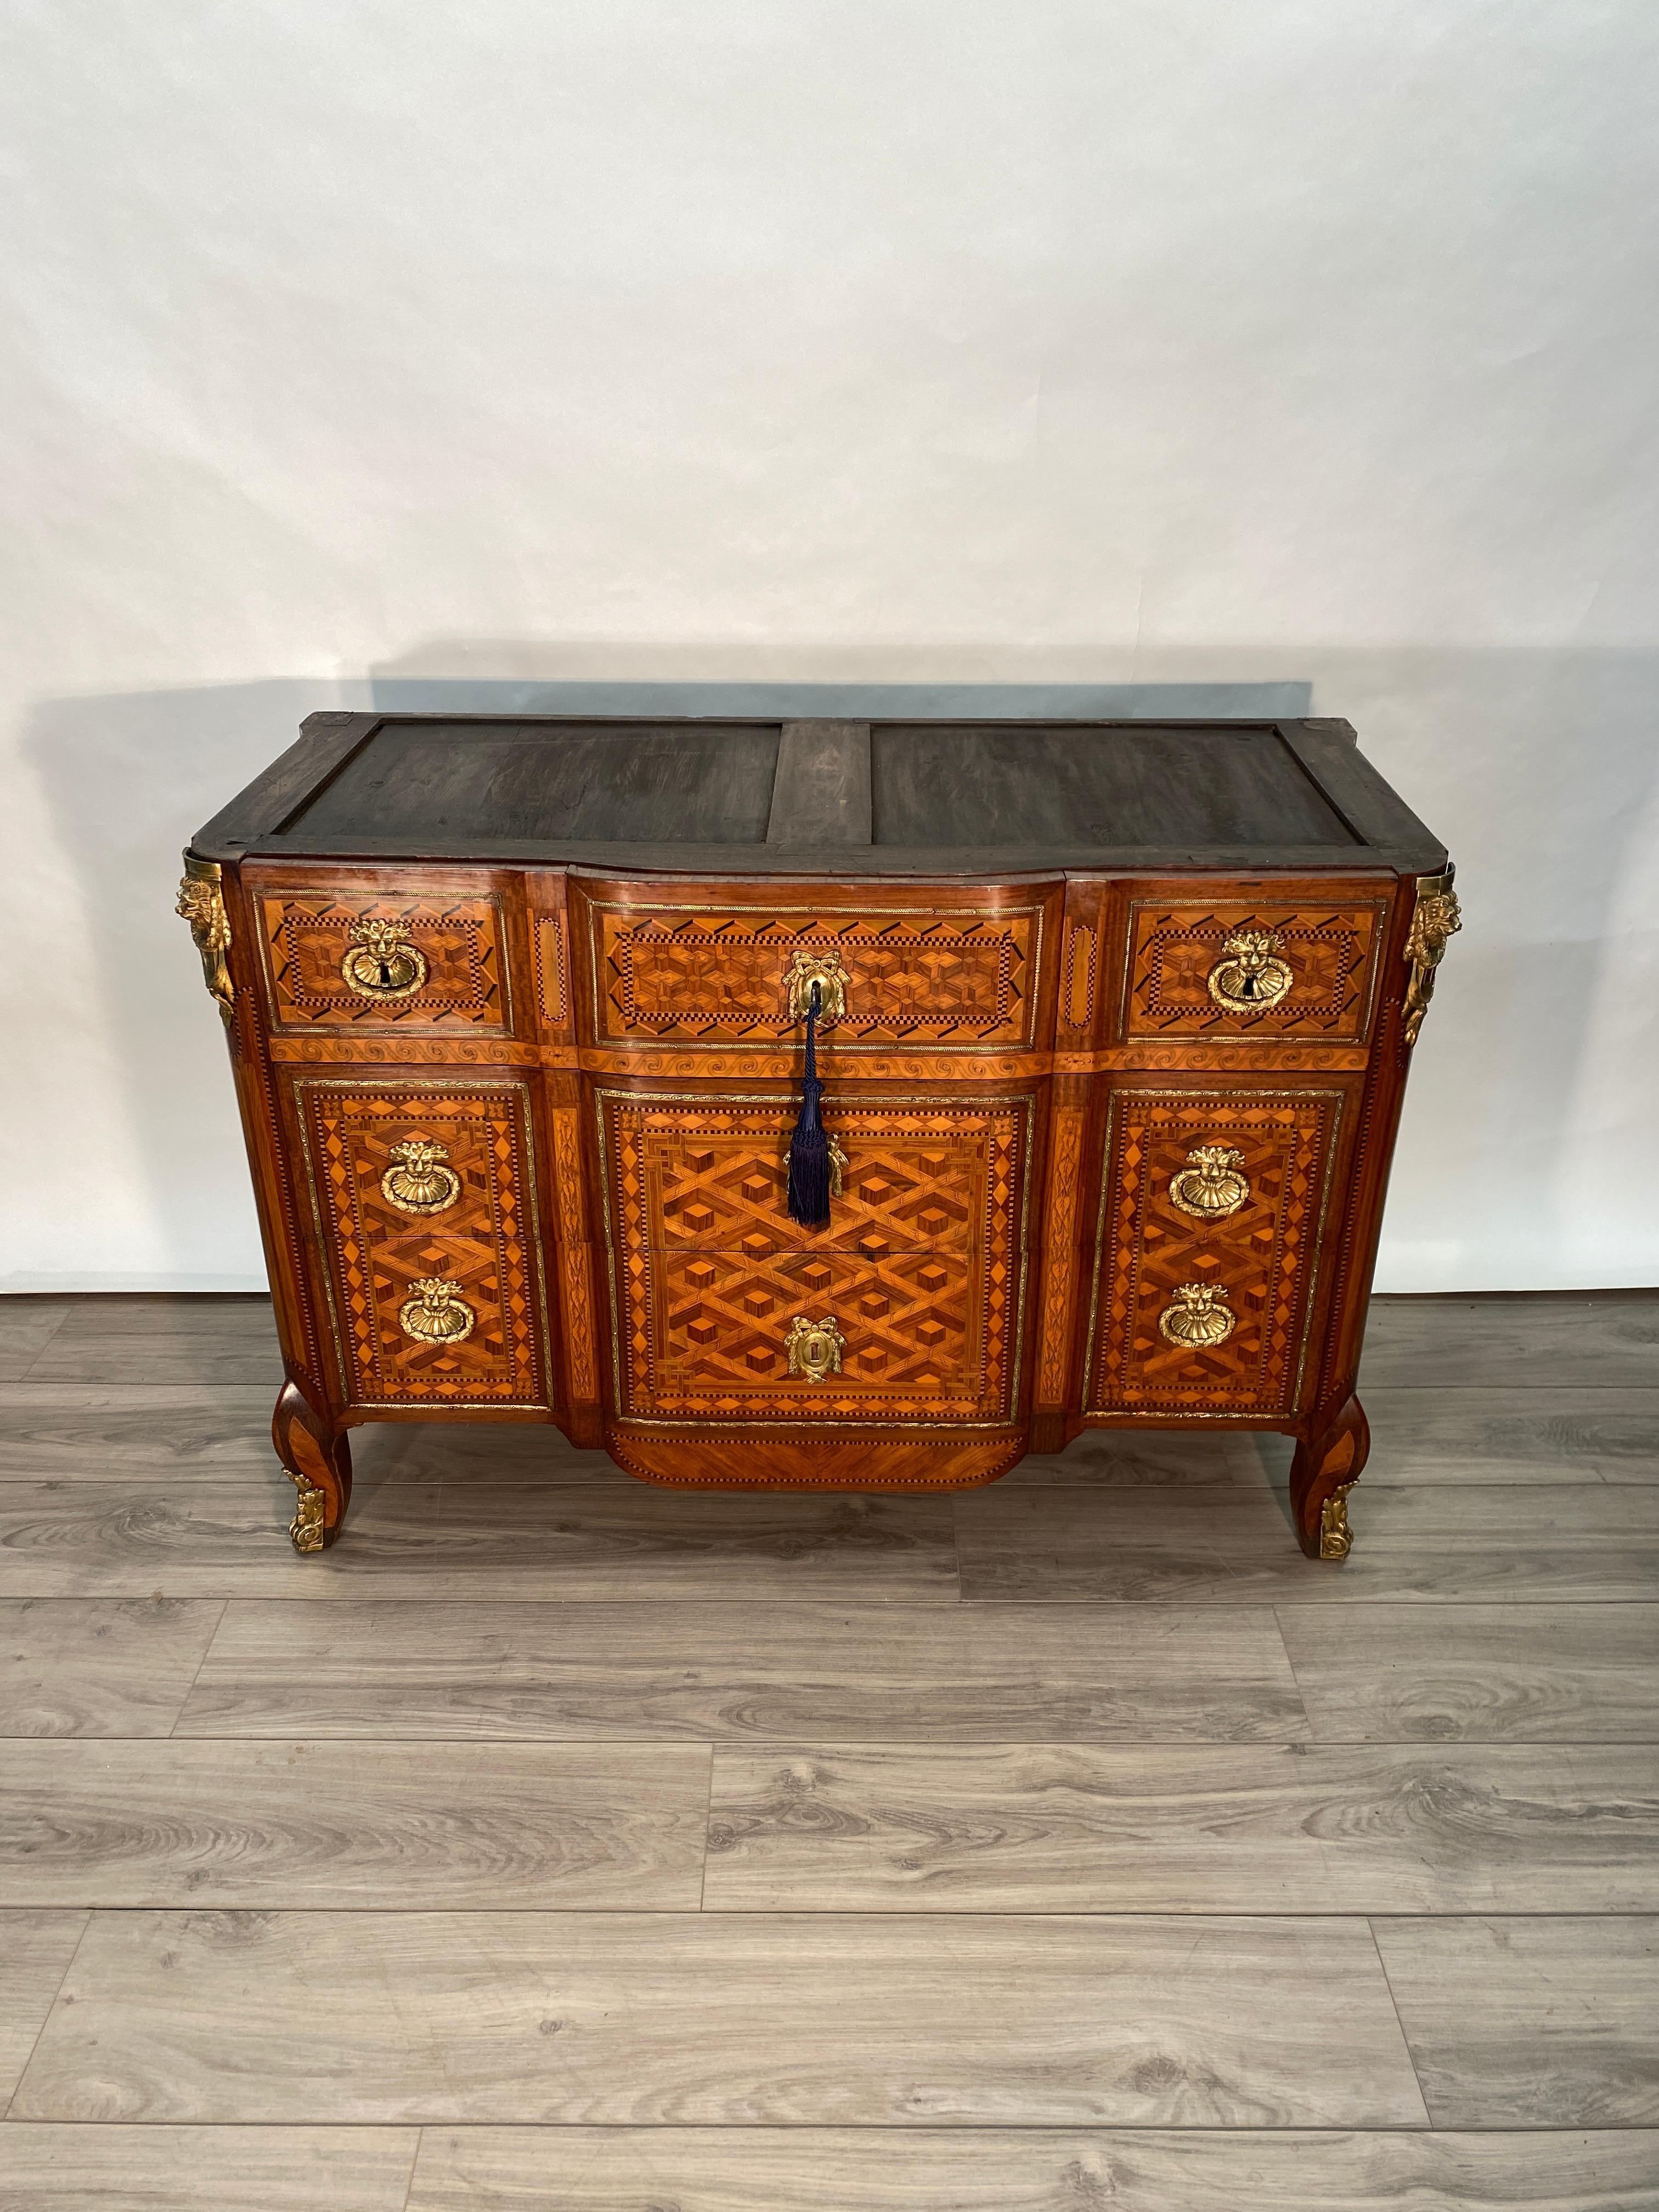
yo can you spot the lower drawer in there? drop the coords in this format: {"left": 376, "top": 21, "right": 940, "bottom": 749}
{"left": 1085, "top": 1085, "right": 1348, "bottom": 1419}
{"left": 292, "top": 1075, "right": 553, "bottom": 1409}
{"left": 598, "top": 1092, "right": 1036, "bottom": 1428}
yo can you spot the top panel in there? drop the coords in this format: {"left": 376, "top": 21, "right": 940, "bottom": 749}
{"left": 193, "top": 712, "right": 1447, "bottom": 874}
{"left": 870, "top": 724, "right": 1356, "bottom": 848}
{"left": 286, "top": 721, "right": 782, "bottom": 847}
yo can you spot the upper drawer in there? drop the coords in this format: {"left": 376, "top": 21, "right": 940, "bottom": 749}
{"left": 1117, "top": 892, "right": 1390, "bottom": 1047}
{"left": 250, "top": 879, "right": 515, "bottom": 1035}
{"left": 574, "top": 884, "right": 1053, "bottom": 1052}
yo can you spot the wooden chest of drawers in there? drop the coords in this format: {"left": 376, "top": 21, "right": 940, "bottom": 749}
{"left": 178, "top": 713, "right": 1458, "bottom": 1562}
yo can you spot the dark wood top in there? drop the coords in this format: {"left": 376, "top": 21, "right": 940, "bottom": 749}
{"left": 192, "top": 713, "right": 1447, "bottom": 876}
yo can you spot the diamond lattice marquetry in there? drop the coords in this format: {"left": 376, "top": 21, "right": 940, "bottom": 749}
{"left": 602, "top": 1091, "right": 1032, "bottom": 1424}
{"left": 595, "top": 907, "right": 1041, "bottom": 1047}
{"left": 261, "top": 891, "right": 507, "bottom": 1030}
{"left": 1125, "top": 904, "right": 1384, "bottom": 1040}
{"left": 1090, "top": 1090, "right": 1341, "bottom": 1417}
{"left": 303, "top": 1085, "right": 544, "bottom": 1405}
{"left": 646, "top": 1107, "right": 983, "bottom": 1255}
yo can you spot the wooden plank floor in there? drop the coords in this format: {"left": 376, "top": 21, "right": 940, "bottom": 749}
{"left": 0, "top": 1292, "right": 1656, "bottom": 2210}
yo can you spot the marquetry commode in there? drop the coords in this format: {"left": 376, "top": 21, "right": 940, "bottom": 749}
{"left": 177, "top": 713, "right": 1459, "bottom": 1561}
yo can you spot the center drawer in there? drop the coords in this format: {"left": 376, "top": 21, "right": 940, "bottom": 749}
{"left": 597, "top": 1088, "right": 1035, "bottom": 1424}
{"left": 573, "top": 883, "right": 1053, "bottom": 1052}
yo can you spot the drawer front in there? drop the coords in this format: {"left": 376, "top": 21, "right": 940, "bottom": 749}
{"left": 1086, "top": 1087, "right": 1345, "bottom": 1418}
{"left": 611, "top": 1093, "right": 1002, "bottom": 1257}
{"left": 295, "top": 1077, "right": 551, "bottom": 1408}
{"left": 599, "top": 1089, "right": 1034, "bottom": 1424}
{"left": 256, "top": 887, "right": 512, "bottom": 1034}
{"left": 584, "top": 896, "right": 1046, "bottom": 1051}
{"left": 1121, "top": 898, "right": 1387, "bottom": 1045}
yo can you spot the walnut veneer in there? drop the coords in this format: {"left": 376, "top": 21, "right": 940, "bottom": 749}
{"left": 178, "top": 712, "right": 1458, "bottom": 1561}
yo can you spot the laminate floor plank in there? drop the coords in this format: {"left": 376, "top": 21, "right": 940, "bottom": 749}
{"left": 0, "top": 1741, "right": 710, "bottom": 1908}
{"left": 176, "top": 1599, "right": 1311, "bottom": 1742}
{"left": 955, "top": 1484, "right": 1659, "bottom": 1604}
{"left": 0, "top": 1386, "right": 276, "bottom": 1479}
{"left": 1373, "top": 1915, "right": 1659, "bottom": 2128}
{"left": 1278, "top": 1604, "right": 1659, "bottom": 1742}
{"left": 1360, "top": 1389, "right": 1659, "bottom": 1486}
{"left": 404, "top": 2126, "right": 1659, "bottom": 2210}
{"left": 1, "top": 1598, "right": 225, "bottom": 1737}
{"left": 1, "top": 1911, "right": 86, "bottom": 2106}
{"left": 0, "top": 1476, "right": 955, "bottom": 1603}
{"left": 0, "top": 1305, "right": 71, "bottom": 1383}
{"left": 702, "top": 1743, "right": 1659, "bottom": 1913}
{"left": 1360, "top": 1295, "right": 1659, "bottom": 1391}
{"left": 1001, "top": 1429, "right": 1282, "bottom": 1488}
{"left": 25, "top": 1298, "right": 282, "bottom": 1387}
{"left": 0, "top": 2125, "right": 418, "bottom": 2210}
{"left": 12, "top": 1909, "right": 1427, "bottom": 2126}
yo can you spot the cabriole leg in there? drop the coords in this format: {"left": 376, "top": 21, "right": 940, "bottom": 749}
{"left": 1289, "top": 1392, "right": 1370, "bottom": 1561}
{"left": 272, "top": 1381, "right": 352, "bottom": 1552}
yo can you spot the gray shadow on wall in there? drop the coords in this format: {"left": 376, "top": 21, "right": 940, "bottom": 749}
{"left": 20, "top": 679, "right": 367, "bottom": 1287}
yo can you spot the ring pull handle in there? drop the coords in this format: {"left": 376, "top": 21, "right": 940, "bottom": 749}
{"left": 381, "top": 1138, "right": 461, "bottom": 1216}
{"left": 786, "top": 1313, "right": 844, "bottom": 1381}
{"left": 1169, "top": 1145, "right": 1250, "bottom": 1221}
{"left": 398, "top": 1277, "right": 475, "bottom": 1345}
{"left": 1207, "top": 929, "right": 1293, "bottom": 1013}
{"left": 342, "top": 917, "right": 428, "bottom": 1002}
{"left": 1158, "top": 1283, "right": 1237, "bottom": 1347}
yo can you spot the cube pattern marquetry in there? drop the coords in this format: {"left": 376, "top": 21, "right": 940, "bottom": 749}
{"left": 1088, "top": 1089, "right": 1342, "bottom": 1417}
{"left": 300, "top": 1082, "right": 546, "bottom": 1407}
{"left": 600, "top": 1092, "right": 1033, "bottom": 1424}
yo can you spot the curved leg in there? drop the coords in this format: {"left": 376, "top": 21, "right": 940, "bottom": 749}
{"left": 272, "top": 1381, "right": 352, "bottom": 1553}
{"left": 1289, "top": 1393, "right": 1370, "bottom": 1561}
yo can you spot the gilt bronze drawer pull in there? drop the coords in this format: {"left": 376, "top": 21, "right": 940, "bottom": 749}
{"left": 381, "top": 1138, "right": 461, "bottom": 1216}
{"left": 398, "top": 1278, "right": 476, "bottom": 1345}
{"left": 1158, "top": 1282, "right": 1237, "bottom": 1348}
{"left": 1169, "top": 1144, "right": 1250, "bottom": 1221}
{"left": 341, "top": 917, "right": 428, "bottom": 1001}
{"left": 785, "top": 1313, "right": 844, "bottom": 1381}
{"left": 1207, "top": 929, "right": 1293, "bottom": 1013}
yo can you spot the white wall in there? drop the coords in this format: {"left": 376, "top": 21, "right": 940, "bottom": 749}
{"left": 3, "top": 0, "right": 1655, "bottom": 1292}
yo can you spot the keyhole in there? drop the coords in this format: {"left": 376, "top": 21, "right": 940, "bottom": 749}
{"left": 378, "top": 957, "right": 393, "bottom": 987}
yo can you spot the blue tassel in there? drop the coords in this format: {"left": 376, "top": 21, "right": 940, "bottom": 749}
{"left": 787, "top": 985, "right": 832, "bottom": 1228}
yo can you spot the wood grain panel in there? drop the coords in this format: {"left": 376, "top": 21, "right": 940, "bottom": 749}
{"left": 12, "top": 1911, "right": 1426, "bottom": 2125}
{"left": 0, "top": 1386, "right": 276, "bottom": 1478}
{"left": 703, "top": 1743, "right": 1659, "bottom": 1912}
{"left": 24, "top": 1299, "right": 280, "bottom": 1387}
{"left": 1362, "top": 1388, "right": 1659, "bottom": 1483}
{"left": 0, "top": 1599, "right": 224, "bottom": 1737}
{"left": 955, "top": 1484, "right": 1659, "bottom": 1605}
{"left": 0, "top": 1477, "right": 956, "bottom": 1603}
{"left": 1361, "top": 1295, "right": 1659, "bottom": 1390}
{"left": 0, "top": 1742, "right": 709, "bottom": 1908}
{"left": 404, "top": 2127, "right": 1659, "bottom": 2210}
{"left": 1374, "top": 1916, "right": 1659, "bottom": 2127}
{"left": 0, "top": 1302, "right": 69, "bottom": 1381}
{"left": 0, "top": 2127, "right": 417, "bottom": 2212}
{"left": 175, "top": 1600, "right": 1308, "bottom": 1742}
{"left": 1278, "top": 1604, "right": 1659, "bottom": 1742}
{"left": 1, "top": 1910, "right": 86, "bottom": 2102}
